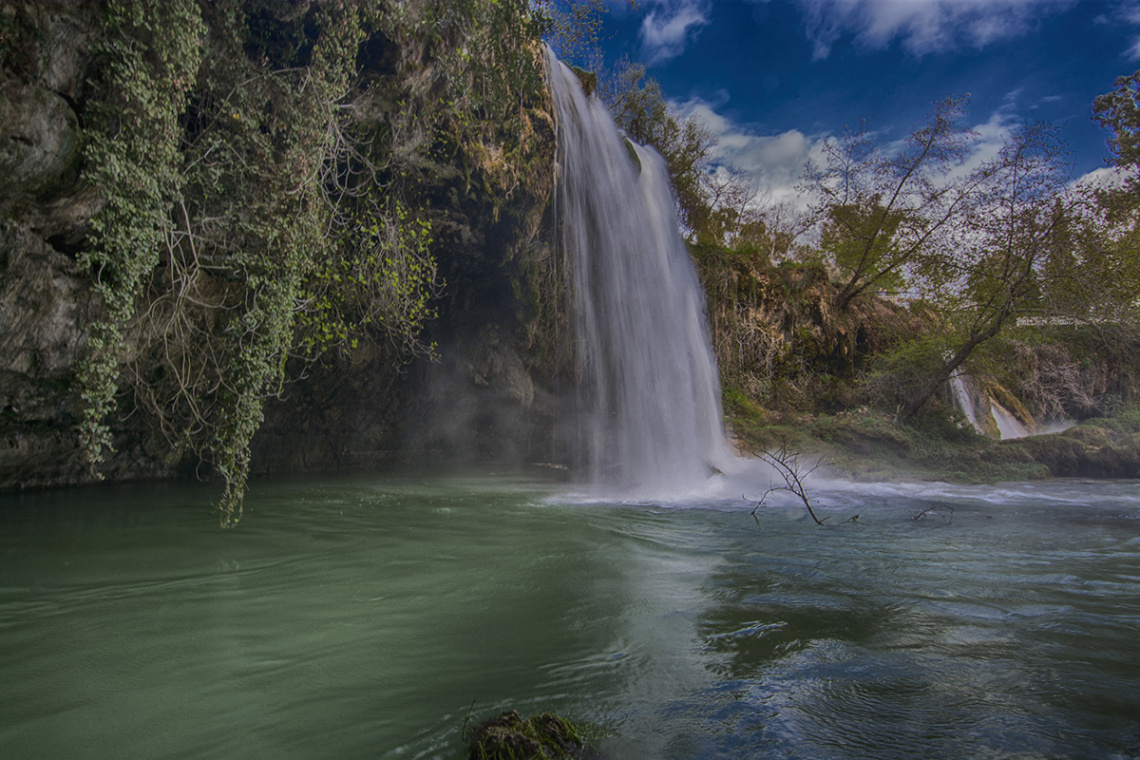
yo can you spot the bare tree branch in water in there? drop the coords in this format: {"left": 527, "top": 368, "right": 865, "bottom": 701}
{"left": 912, "top": 502, "right": 955, "bottom": 525}
{"left": 749, "top": 445, "right": 827, "bottom": 526}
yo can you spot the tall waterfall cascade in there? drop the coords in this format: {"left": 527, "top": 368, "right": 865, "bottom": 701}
{"left": 547, "top": 51, "right": 730, "bottom": 495}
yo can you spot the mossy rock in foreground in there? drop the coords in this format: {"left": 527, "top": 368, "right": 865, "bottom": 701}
{"left": 465, "top": 710, "right": 596, "bottom": 760}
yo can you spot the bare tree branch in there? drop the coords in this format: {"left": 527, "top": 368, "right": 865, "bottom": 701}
{"left": 749, "top": 444, "right": 827, "bottom": 525}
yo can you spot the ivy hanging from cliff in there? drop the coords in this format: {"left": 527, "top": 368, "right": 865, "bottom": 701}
{"left": 78, "top": 0, "right": 559, "bottom": 525}
{"left": 80, "top": 0, "right": 452, "bottom": 525}
{"left": 78, "top": 0, "right": 204, "bottom": 475}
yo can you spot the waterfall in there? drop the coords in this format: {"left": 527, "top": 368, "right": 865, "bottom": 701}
{"left": 546, "top": 51, "right": 728, "bottom": 496}
{"left": 950, "top": 371, "right": 1035, "bottom": 440}
{"left": 949, "top": 372, "right": 982, "bottom": 432}
{"left": 991, "top": 401, "right": 1030, "bottom": 440}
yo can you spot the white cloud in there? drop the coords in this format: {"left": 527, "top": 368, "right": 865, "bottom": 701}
{"left": 670, "top": 93, "right": 1037, "bottom": 215}
{"left": 793, "top": 0, "right": 1077, "bottom": 60}
{"left": 638, "top": 0, "right": 711, "bottom": 65}
{"left": 1123, "top": 0, "right": 1140, "bottom": 24}
{"left": 956, "top": 110, "right": 1015, "bottom": 177}
{"left": 673, "top": 98, "right": 825, "bottom": 211}
{"left": 1115, "top": 0, "right": 1140, "bottom": 59}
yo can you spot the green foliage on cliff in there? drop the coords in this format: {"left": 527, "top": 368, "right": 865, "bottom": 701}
{"left": 76, "top": 0, "right": 553, "bottom": 524}
{"left": 693, "top": 240, "right": 909, "bottom": 415}
{"left": 696, "top": 126, "right": 1136, "bottom": 437}
{"left": 79, "top": 0, "right": 204, "bottom": 476}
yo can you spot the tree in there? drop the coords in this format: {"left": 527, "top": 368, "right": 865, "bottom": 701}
{"left": 1093, "top": 69, "right": 1140, "bottom": 179}
{"left": 744, "top": 200, "right": 811, "bottom": 262}
{"left": 897, "top": 122, "right": 1072, "bottom": 420}
{"left": 1025, "top": 182, "right": 1140, "bottom": 403}
{"left": 694, "top": 167, "right": 763, "bottom": 246}
{"left": 535, "top": 0, "right": 609, "bottom": 64}
{"left": 803, "top": 95, "right": 979, "bottom": 310}
{"left": 819, "top": 201, "right": 908, "bottom": 293}
{"left": 1084, "top": 68, "right": 1140, "bottom": 336}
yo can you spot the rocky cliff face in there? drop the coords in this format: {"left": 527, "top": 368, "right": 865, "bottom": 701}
{"left": 0, "top": 1, "right": 564, "bottom": 494}
{"left": 1, "top": 1, "right": 106, "bottom": 489}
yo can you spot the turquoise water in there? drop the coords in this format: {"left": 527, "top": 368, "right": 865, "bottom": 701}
{"left": 1, "top": 471, "right": 1138, "bottom": 759}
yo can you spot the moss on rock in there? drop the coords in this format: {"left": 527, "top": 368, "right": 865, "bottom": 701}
{"left": 465, "top": 710, "right": 596, "bottom": 760}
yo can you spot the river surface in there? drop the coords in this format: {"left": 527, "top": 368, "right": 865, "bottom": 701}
{"left": 1, "top": 470, "right": 1138, "bottom": 759}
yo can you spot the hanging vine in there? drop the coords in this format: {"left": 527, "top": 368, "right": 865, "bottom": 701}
{"left": 77, "top": 0, "right": 555, "bottom": 525}
{"left": 82, "top": 0, "right": 444, "bottom": 525}
{"left": 78, "top": 0, "right": 204, "bottom": 475}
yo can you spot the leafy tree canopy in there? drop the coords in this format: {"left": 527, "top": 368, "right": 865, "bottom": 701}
{"left": 802, "top": 94, "right": 977, "bottom": 311}
{"left": 1094, "top": 69, "right": 1140, "bottom": 174}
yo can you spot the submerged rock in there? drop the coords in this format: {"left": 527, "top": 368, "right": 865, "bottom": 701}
{"left": 465, "top": 710, "right": 596, "bottom": 760}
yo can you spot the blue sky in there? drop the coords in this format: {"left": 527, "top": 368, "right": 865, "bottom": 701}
{"left": 580, "top": 0, "right": 1140, "bottom": 207}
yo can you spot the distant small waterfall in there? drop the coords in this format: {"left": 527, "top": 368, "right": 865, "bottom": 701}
{"left": 991, "top": 401, "right": 1030, "bottom": 440}
{"left": 949, "top": 373, "right": 981, "bottom": 432}
{"left": 950, "top": 372, "right": 1035, "bottom": 440}
{"left": 546, "top": 50, "right": 728, "bottom": 495}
